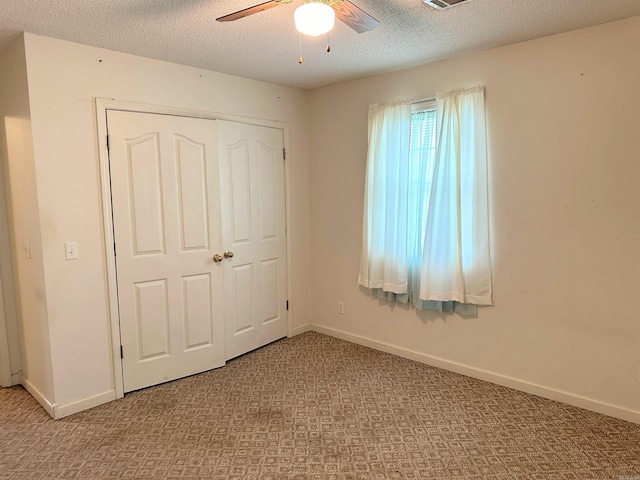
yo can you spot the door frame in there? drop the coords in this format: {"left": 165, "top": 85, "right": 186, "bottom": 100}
{"left": 0, "top": 267, "right": 11, "bottom": 387}
{"left": 95, "top": 98, "right": 293, "bottom": 399}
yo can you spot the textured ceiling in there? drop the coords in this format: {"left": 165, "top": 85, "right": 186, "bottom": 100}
{"left": 2, "top": 0, "right": 640, "bottom": 90}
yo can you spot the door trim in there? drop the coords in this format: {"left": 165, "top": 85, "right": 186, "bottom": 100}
{"left": 95, "top": 98, "right": 293, "bottom": 399}
{"left": 0, "top": 267, "right": 11, "bottom": 387}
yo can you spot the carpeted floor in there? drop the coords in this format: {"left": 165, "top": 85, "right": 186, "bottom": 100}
{"left": 1, "top": 331, "right": 640, "bottom": 479}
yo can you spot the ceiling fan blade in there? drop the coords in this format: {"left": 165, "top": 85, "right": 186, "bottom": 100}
{"left": 332, "top": 0, "right": 380, "bottom": 33}
{"left": 216, "top": 0, "right": 288, "bottom": 22}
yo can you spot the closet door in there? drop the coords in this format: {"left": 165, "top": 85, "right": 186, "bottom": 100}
{"left": 108, "top": 111, "right": 225, "bottom": 392}
{"left": 217, "top": 120, "right": 287, "bottom": 360}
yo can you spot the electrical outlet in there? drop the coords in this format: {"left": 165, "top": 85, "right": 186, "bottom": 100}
{"left": 65, "top": 241, "right": 79, "bottom": 260}
{"left": 337, "top": 301, "right": 345, "bottom": 315}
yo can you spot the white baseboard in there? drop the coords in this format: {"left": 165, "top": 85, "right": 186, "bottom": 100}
{"left": 53, "top": 389, "right": 116, "bottom": 419}
{"left": 22, "top": 376, "right": 116, "bottom": 419}
{"left": 291, "top": 323, "right": 313, "bottom": 337}
{"left": 310, "top": 324, "right": 640, "bottom": 425}
{"left": 22, "top": 376, "right": 55, "bottom": 418}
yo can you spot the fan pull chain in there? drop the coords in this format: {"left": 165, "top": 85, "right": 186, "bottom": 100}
{"left": 297, "top": 32, "right": 332, "bottom": 63}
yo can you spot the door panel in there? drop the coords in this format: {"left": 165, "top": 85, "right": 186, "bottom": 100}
{"left": 176, "top": 136, "right": 210, "bottom": 251}
{"left": 218, "top": 121, "right": 287, "bottom": 360}
{"left": 128, "top": 133, "right": 165, "bottom": 255}
{"left": 258, "top": 144, "right": 278, "bottom": 239}
{"left": 135, "top": 279, "right": 169, "bottom": 360}
{"left": 261, "top": 259, "right": 279, "bottom": 322}
{"left": 108, "top": 111, "right": 225, "bottom": 392}
{"left": 229, "top": 142, "right": 252, "bottom": 243}
{"left": 182, "top": 273, "right": 214, "bottom": 350}
{"left": 232, "top": 264, "right": 253, "bottom": 333}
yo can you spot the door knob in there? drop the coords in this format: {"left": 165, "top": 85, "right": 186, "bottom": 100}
{"left": 212, "top": 254, "right": 223, "bottom": 263}
{"left": 223, "top": 250, "right": 234, "bottom": 259}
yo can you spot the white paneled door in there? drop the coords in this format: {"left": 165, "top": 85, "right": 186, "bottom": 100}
{"left": 107, "top": 112, "right": 288, "bottom": 392}
{"left": 218, "top": 121, "right": 288, "bottom": 360}
{"left": 107, "top": 111, "right": 225, "bottom": 392}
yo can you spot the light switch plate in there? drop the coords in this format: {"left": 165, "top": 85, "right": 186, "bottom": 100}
{"left": 22, "top": 240, "right": 31, "bottom": 259}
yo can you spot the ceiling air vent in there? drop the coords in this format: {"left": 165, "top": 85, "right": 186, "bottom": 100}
{"left": 424, "top": 0, "right": 472, "bottom": 10}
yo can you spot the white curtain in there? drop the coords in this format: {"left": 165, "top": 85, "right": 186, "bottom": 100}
{"left": 358, "top": 86, "right": 492, "bottom": 312}
{"left": 419, "top": 86, "right": 492, "bottom": 305}
{"left": 358, "top": 101, "right": 411, "bottom": 293}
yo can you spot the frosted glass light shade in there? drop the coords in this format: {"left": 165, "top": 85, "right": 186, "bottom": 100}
{"left": 294, "top": 2, "right": 335, "bottom": 37}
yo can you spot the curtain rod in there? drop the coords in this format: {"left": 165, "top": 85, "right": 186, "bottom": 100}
{"left": 411, "top": 97, "right": 436, "bottom": 105}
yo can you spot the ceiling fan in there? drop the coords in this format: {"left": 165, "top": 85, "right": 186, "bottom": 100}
{"left": 216, "top": 0, "right": 380, "bottom": 34}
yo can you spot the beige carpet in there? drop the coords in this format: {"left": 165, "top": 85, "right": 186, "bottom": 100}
{"left": 1, "top": 331, "right": 639, "bottom": 479}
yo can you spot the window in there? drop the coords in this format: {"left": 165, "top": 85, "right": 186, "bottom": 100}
{"left": 408, "top": 101, "right": 436, "bottom": 273}
{"left": 358, "top": 87, "right": 492, "bottom": 313}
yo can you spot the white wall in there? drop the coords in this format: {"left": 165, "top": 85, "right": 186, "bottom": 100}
{"left": 9, "top": 33, "right": 311, "bottom": 414}
{"left": 0, "top": 35, "right": 53, "bottom": 401}
{"left": 308, "top": 16, "right": 640, "bottom": 422}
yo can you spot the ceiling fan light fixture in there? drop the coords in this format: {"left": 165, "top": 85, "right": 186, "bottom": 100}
{"left": 294, "top": 1, "right": 335, "bottom": 37}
